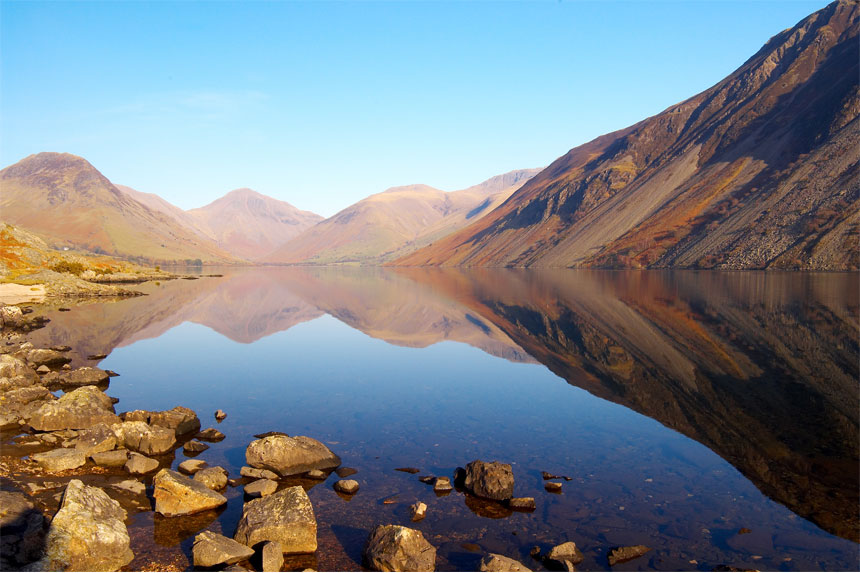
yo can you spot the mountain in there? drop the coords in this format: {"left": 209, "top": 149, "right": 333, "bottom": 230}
{"left": 0, "top": 153, "right": 234, "bottom": 264}
{"left": 114, "top": 184, "right": 211, "bottom": 240}
{"left": 396, "top": 0, "right": 859, "bottom": 270}
{"left": 186, "top": 188, "right": 323, "bottom": 261}
{"left": 262, "top": 169, "right": 540, "bottom": 265}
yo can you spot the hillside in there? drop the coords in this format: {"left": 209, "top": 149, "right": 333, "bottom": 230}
{"left": 0, "top": 153, "right": 235, "bottom": 264}
{"left": 263, "top": 168, "right": 540, "bottom": 264}
{"left": 396, "top": 0, "right": 859, "bottom": 270}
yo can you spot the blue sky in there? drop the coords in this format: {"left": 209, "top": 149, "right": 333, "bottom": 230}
{"left": 1, "top": 0, "right": 829, "bottom": 217}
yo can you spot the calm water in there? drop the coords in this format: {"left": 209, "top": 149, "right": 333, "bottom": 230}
{"left": 16, "top": 268, "right": 860, "bottom": 571}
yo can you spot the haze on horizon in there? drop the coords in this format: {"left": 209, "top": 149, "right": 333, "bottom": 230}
{"left": 1, "top": 0, "right": 829, "bottom": 217}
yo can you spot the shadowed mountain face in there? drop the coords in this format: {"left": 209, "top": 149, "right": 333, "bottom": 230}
{"left": 263, "top": 169, "right": 540, "bottom": 265}
{"left": 397, "top": 1, "right": 859, "bottom": 270}
{"left": 397, "top": 267, "right": 859, "bottom": 541}
{"left": 0, "top": 153, "right": 235, "bottom": 264}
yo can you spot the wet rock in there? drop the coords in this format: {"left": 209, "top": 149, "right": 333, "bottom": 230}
{"left": 27, "top": 348, "right": 71, "bottom": 368}
{"left": 62, "top": 367, "right": 110, "bottom": 387}
{"left": 105, "top": 370, "right": 119, "bottom": 377}
{"left": 87, "top": 353, "right": 108, "bottom": 360}
{"left": 192, "top": 530, "right": 255, "bottom": 567}
{"left": 545, "top": 482, "right": 563, "bottom": 493}
{"left": 234, "top": 486, "right": 317, "bottom": 553}
{"left": 245, "top": 478, "right": 278, "bottom": 498}
{"left": 178, "top": 459, "right": 208, "bottom": 475}
{"left": 334, "top": 479, "right": 359, "bottom": 494}
{"left": 194, "top": 466, "right": 229, "bottom": 490}
{"left": 254, "top": 431, "right": 289, "bottom": 439}
{"left": 0, "top": 354, "right": 39, "bottom": 391}
{"left": 0, "top": 384, "right": 54, "bottom": 430}
{"left": 262, "top": 540, "right": 284, "bottom": 572}
{"left": 306, "top": 469, "right": 327, "bottom": 480}
{"left": 246, "top": 435, "right": 341, "bottom": 477}
{"left": 607, "top": 545, "right": 652, "bottom": 566}
{"left": 75, "top": 422, "right": 118, "bottom": 456}
{"left": 544, "top": 541, "right": 584, "bottom": 571}
{"left": 0, "top": 305, "right": 25, "bottom": 328}
{"left": 50, "top": 345, "right": 71, "bottom": 352}
{"left": 153, "top": 468, "right": 227, "bottom": 516}
{"left": 241, "top": 466, "right": 279, "bottom": 480}
{"left": 111, "top": 420, "right": 177, "bottom": 455}
{"left": 150, "top": 406, "right": 201, "bottom": 436}
{"left": 31, "top": 448, "right": 87, "bottom": 472}
{"left": 215, "top": 409, "right": 227, "bottom": 421}
{"left": 418, "top": 475, "right": 435, "bottom": 484}
{"left": 433, "top": 476, "right": 453, "bottom": 492}
{"left": 336, "top": 466, "right": 357, "bottom": 478}
{"left": 125, "top": 452, "right": 159, "bottom": 474}
{"left": 509, "top": 497, "right": 536, "bottom": 511}
{"left": 480, "top": 553, "right": 532, "bottom": 572}
{"left": 36, "top": 365, "right": 50, "bottom": 374}
{"left": 464, "top": 460, "right": 514, "bottom": 501}
{"left": 529, "top": 547, "right": 542, "bottom": 559}
{"left": 362, "top": 524, "right": 436, "bottom": 572}
{"left": 0, "top": 490, "right": 45, "bottom": 570}
{"left": 91, "top": 448, "right": 129, "bottom": 467}
{"left": 40, "top": 480, "right": 133, "bottom": 571}
{"left": 29, "top": 385, "right": 119, "bottom": 431}
{"left": 395, "top": 467, "right": 420, "bottom": 474}
{"left": 542, "top": 471, "right": 561, "bottom": 480}
{"left": 197, "top": 427, "right": 225, "bottom": 441}
{"left": 183, "top": 440, "right": 209, "bottom": 454}
{"left": 410, "top": 501, "right": 427, "bottom": 522}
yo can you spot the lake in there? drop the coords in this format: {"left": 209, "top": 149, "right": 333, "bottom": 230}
{"left": 13, "top": 267, "right": 860, "bottom": 571}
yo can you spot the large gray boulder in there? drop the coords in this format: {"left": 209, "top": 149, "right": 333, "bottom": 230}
{"left": 246, "top": 435, "right": 340, "bottom": 476}
{"left": 153, "top": 469, "right": 227, "bottom": 517}
{"left": 28, "top": 386, "right": 120, "bottom": 431}
{"left": 363, "top": 525, "right": 436, "bottom": 572}
{"left": 0, "top": 385, "right": 54, "bottom": 430}
{"left": 480, "top": 553, "right": 532, "bottom": 572}
{"left": 0, "top": 490, "right": 45, "bottom": 570}
{"left": 192, "top": 530, "right": 254, "bottom": 567}
{"left": 0, "top": 354, "right": 39, "bottom": 391}
{"left": 40, "top": 480, "right": 134, "bottom": 571}
{"left": 111, "top": 421, "right": 176, "bottom": 455}
{"left": 234, "top": 486, "right": 317, "bottom": 553}
{"left": 463, "top": 460, "right": 515, "bottom": 501}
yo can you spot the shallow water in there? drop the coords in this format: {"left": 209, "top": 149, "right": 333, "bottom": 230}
{"left": 13, "top": 267, "right": 860, "bottom": 571}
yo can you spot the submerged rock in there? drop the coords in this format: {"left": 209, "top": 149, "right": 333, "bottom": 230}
{"left": 336, "top": 467, "right": 358, "bottom": 478}
{"left": 30, "top": 448, "right": 87, "bottom": 473}
{"left": 363, "top": 524, "right": 436, "bottom": 572}
{"left": 153, "top": 469, "right": 227, "bottom": 516}
{"left": 246, "top": 435, "right": 341, "bottom": 477}
{"left": 40, "top": 480, "right": 133, "bottom": 571}
{"left": 306, "top": 469, "right": 327, "bottom": 480}
{"left": 480, "top": 553, "right": 532, "bottom": 572}
{"left": 464, "top": 460, "right": 514, "bottom": 501}
{"left": 395, "top": 467, "right": 420, "bottom": 474}
{"left": 234, "top": 486, "right": 317, "bottom": 553}
{"left": 192, "top": 530, "right": 255, "bottom": 568}
{"left": 509, "top": 497, "right": 536, "bottom": 511}
{"left": 607, "top": 545, "right": 652, "bottom": 566}
{"left": 544, "top": 482, "right": 563, "bottom": 493}
{"left": 29, "top": 385, "right": 119, "bottom": 431}
{"left": 333, "top": 479, "right": 359, "bottom": 494}
{"left": 0, "top": 490, "right": 45, "bottom": 570}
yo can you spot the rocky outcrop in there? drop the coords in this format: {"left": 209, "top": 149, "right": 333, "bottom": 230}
{"left": 0, "top": 491, "right": 46, "bottom": 570}
{"left": 192, "top": 530, "right": 254, "bottom": 568}
{"left": 29, "top": 386, "right": 119, "bottom": 431}
{"left": 152, "top": 469, "right": 227, "bottom": 516}
{"left": 463, "top": 460, "right": 514, "bottom": 501}
{"left": 480, "top": 553, "right": 532, "bottom": 572}
{"left": 233, "top": 486, "right": 317, "bottom": 553}
{"left": 245, "top": 435, "right": 341, "bottom": 476}
{"left": 362, "top": 524, "right": 437, "bottom": 572}
{"left": 111, "top": 421, "right": 177, "bottom": 455}
{"left": 40, "top": 480, "right": 134, "bottom": 571}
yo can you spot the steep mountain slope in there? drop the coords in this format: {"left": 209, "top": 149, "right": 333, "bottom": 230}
{"left": 263, "top": 168, "right": 539, "bottom": 264}
{"left": 185, "top": 188, "right": 323, "bottom": 261}
{"left": 114, "top": 184, "right": 211, "bottom": 240}
{"left": 397, "top": 0, "right": 859, "bottom": 270}
{"left": 0, "top": 153, "right": 235, "bottom": 264}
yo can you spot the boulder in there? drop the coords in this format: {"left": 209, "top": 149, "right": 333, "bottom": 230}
{"left": 153, "top": 469, "right": 227, "bottom": 517}
{"left": 26, "top": 349, "right": 71, "bottom": 368}
{"left": 194, "top": 466, "right": 228, "bottom": 490}
{"left": 192, "top": 530, "right": 255, "bottom": 567}
{"left": 196, "top": 427, "right": 225, "bottom": 442}
{"left": 234, "top": 486, "right": 317, "bottom": 553}
{"left": 75, "top": 423, "right": 118, "bottom": 456}
{"left": 480, "top": 553, "right": 532, "bottom": 572}
{"left": 246, "top": 435, "right": 340, "bottom": 477}
{"left": 111, "top": 420, "right": 177, "bottom": 455}
{"left": 61, "top": 367, "right": 110, "bottom": 387}
{"left": 545, "top": 482, "right": 563, "bottom": 493}
{"left": 0, "top": 305, "right": 25, "bottom": 328}
{"left": 336, "top": 467, "right": 357, "bottom": 478}
{"left": 0, "top": 384, "right": 54, "bottom": 430}
{"left": 464, "top": 460, "right": 514, "bottom": 501}
{"left": 0, "top": 354, "right": 40, "bottom": 391}
{"left": 607, "top": 545, "right": 652, "bottom": 566}
{"left": 178, "top": 459, "right": 208, "bottom": 474}
{"left": 29, "top": 386, "right": 119, "bottom": 431}
{"left": 410, "top": 502, "right": 427, "bottom": 522}
{"left": 0, "top": 490, "right": 45, "bottom": 570}
{"left": 241, "top": 466, "right": 280, "bottom": 480}
{"left": 183, "top": 440, "right": 209, "bottom": 454}
{"left": 125, "top": 452, "right": 159, "bottom": 474}
{"left": 40, "top": 480, "right": 133, "bottom": 571}
{"left": 91, "top": 449, "right": 129, "bottom": 468}
{"left": 245, "top": 479, "right": 278, "bottom": 498}
{"left": 109, "top": 479, "right": 146, "bottom": 496}
{"left": 363, "top": 524, "right": 436, "bottom": 572}
{"left": 544, "top": 541, "right": 584, "bottom": 571}
{"left": 31, "top": 448, "right": 87, "bottom": 473}
{"left": 334, "top": 479, "right": 359, "bottom": 494}
{"left": 150, "top": 406, "right": 201, "bottom": 436}
{"left": 261, "top": 540, "right": 284, "bottom": 572}
{"left": 306, "top": 469, "right": 327, "bottom": 480}
{"left": 433, "top": 477, "right": 452, "bottom": 492}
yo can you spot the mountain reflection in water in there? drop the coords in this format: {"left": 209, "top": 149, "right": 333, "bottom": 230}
{"left": 24, "top": 267, "right": 859, "bottom": 548}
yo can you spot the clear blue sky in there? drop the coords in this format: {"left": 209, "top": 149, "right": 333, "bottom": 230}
{"left": 1, "top": 0, "right": 829, "bottom": 217}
